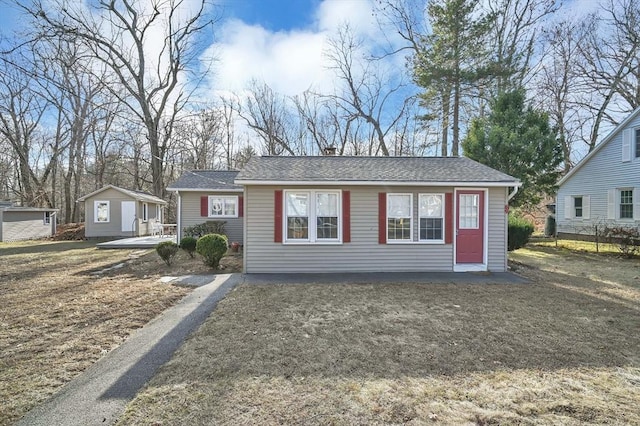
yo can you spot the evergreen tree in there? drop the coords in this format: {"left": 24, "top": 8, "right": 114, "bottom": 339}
{"left": 462, "top": 90, "right": 562, "bottom": 207}
{"left": 413, "top": 0, "right": 494, "bottom": 156}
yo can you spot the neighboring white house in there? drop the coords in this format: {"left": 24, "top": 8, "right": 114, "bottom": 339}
{"left": 557, "top": 107, "right": 640, "bottom": 238}
{"left": 77, "top": 185, "right": 166, "bottom": 238}
{"left": 235, "top": 156, "right": 521, "bottom": 273}
{"left": 0, "top": 202, "right": 58, "bottom": 242}
{"left": 166, "top": 170, "right": 243, "bottom": 244}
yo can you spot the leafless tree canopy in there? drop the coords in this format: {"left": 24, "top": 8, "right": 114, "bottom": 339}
{"left": 0, "top": 0, "right": 638, "bottom": 222}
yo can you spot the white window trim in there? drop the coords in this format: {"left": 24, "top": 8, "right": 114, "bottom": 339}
{"left": 619, "top": 188, "right": 634, "bottom": 221}
{"left": 418, "top": 193, "right": 445, "bottom": 244}
{"left": 386, "top": 193, "right": 414, "bottom": 244}
{"left": 156, "top": 205, "right": 161, "bottom": 222}
{"left": 94, "top": 200, "right": 110, "bottom": 223}
{"left": 283, "top": 189, "right": 342, "bottom": 244}
{"left": 142, "top": 203, "right": 149, "bottom": 222}
{"left": 208, "top": 195, "right": 239, "bottom": 218}
{"left": 43, "top": 211, "right": 51, "bottom": 225}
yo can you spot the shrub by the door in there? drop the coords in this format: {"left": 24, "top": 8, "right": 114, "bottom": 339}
{"left": 508, "top": 214, "right": 534, "bottom": 251}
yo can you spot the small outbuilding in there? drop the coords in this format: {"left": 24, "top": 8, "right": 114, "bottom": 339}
{"left": 235, "top": 156, "right": 521, "bottom": 273}
{"left": 0, "top": 202, "right": 58, "bottom": 242}
{"left": 77, "top": 185, "right": 166, "bottom": 238}
{"left": 166, "top": 170, "right": 243, "bottom": 244}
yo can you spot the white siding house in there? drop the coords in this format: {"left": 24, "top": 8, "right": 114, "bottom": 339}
{"left": 166, "top": 170, "right": 243, "bottom": 244}
{"left": 557, "top": 108, "right": 640, "bottom": 238}
{"left": 236, "top": 156, "right": 520, "bottom": 273}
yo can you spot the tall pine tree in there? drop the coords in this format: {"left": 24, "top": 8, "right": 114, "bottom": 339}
{"left": 413, "top": 0, "right": 493, "bottom": 156}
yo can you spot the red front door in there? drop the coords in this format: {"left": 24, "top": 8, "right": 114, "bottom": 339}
{"left": 456, "top": 190, "right": 484, "bottom": 264}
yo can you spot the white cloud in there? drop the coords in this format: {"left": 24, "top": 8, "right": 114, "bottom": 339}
{"left": 202, "top": 0, "right": 390, "bottom": 97}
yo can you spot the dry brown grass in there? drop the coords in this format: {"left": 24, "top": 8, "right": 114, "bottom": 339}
{"left": 0, "top": 240, "right": 243, "bottom": 425}
{"left": 118, "top": 243, "right": 640, "bottom": 425}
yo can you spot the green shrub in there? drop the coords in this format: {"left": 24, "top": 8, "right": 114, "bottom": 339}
{"left": 180, "top": 236, "right": 198, "bottom": 258}
{"left": 508, "top": 214, "right": 534, "bottom": 251}
{"left": 196, "top": 233, "right": 228, "bottom": 269}
{"left": 544, "top": 215, "right": 556, "bottom": 237}
{"left": 155, "top": 241, "right": 179, "bottom": 266}
{"left": 184, "top": 221, "right": 226, "bottom": 238}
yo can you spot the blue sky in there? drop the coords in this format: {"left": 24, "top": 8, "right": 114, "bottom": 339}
{"left": 221, "top": 0, "right": 323, "bottom": 32}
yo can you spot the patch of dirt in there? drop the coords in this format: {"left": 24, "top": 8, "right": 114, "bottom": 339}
{"left": 52, "top": 223, "right": 85, "bottom": 240}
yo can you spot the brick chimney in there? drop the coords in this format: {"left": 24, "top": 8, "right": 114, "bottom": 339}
{"left": 323, "top": 146, "right": 337, "bottom": 156}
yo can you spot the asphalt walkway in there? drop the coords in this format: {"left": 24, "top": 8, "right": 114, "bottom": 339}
{"left": 17, "top": 273, "right": 242, "bottom": 426}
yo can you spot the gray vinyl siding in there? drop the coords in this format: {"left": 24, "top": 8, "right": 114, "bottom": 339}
{"left": 557, "top": 113, "right": 640, "bottom": 236}
{"left": 178, "top": 191, "right": 244, "bottom": 244}
{"left": 1, "top": 211, "right": 53, "bottom": 242}
{"left": 84, "top": 188, "right": 164, "bottom": 237}
{"left": 244, "top": 185, "right": 509, "bottom": 273}
{"left": 487, "top": 187, "right": 508, "bottom": 272}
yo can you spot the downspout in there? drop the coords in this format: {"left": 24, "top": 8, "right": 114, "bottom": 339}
{"left": 507, "top": 185, "right": 519, "bottom": 202}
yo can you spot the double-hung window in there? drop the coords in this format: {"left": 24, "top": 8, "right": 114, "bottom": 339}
{"left": 620, "top": 190, "right": 633, "bottom": 219}
{"left": 284, "top": 190, "right": 340, "bottom": 243}
{"left": 574, "top": 196, "right": 583, "bottom": 218}
{"left": 95, "top": 201, "right": 109, "bottom": 223}
{"left": 208, "top": 196, "right": 238, "bottom": 218}
{"left": 635, "top": 129, "right": 640, "bottom": 158}
{"left": 419, "top": 194, "right": 444, "bottom": 242}
{"left": 44, "top": 211, "right": 51, "bottom": 225}
{"left": 387, "top": 193, "right": 412, "bottom": 242}
{"left": 142, "top": 203, "right": 149, "bottom": 222}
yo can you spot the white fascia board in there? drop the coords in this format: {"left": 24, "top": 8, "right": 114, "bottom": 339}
{"left": 234, "top": 180, "right": 521, "bottom": 187}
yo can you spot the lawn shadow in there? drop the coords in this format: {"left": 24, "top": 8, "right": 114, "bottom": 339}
{"left": 0, "top": 240, "right": 99, "bottom": 256}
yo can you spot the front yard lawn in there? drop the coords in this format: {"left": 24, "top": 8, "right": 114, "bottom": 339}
{"left": 0, "top": 240, "right": 238, "bottom": 426}
{"left": 118, "top": 244, "right": 640, "bottom": 425}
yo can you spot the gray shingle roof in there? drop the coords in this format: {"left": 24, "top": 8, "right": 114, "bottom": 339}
{"left": 235, "top": 156, "right": 520, "bottom": 185}
{"left": 166, "top": 170, "right": 242, "bottom": 191}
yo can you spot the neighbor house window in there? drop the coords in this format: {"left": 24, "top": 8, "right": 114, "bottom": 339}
{"left": 95, "top": 201, "right": 109, "bottom": 223}
{"left": 419, "top": 194, "right": 444, "bottom": 242}
{"left": 44, "top": 211, "right": 51, "bottom": 225}
{"left": 387, "top": 193, "right": 412, "bottom": 241}
{"left": 620, "top": 190, "right": 633, "bottom": 219}
{"left": 636, "top": 129, "right": 640, "bottom": 158}
{"left": 208, "top": 196, "right": 238, "bottom": 218}
{"left": 574, "top": 196, "right": 583, "bottom": 218}
{"left": 142, "top": 203, "right": 149, "bottom": 222}
{"left": 284, "top": 190, "right": 341, "bottom": 243}
{"left": 156, "top": 205, "right": 161, "bottom": 222}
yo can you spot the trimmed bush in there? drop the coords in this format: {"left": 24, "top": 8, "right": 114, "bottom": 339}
{"left": 184, "top": 221, "right": 226, "bottom": 238}
{"left": 544, "top": 215, "right": 556, "bottom": 237}
{"left": 196, "top": 233, "right": 229, "bottom": 269}
{"left": 156, "top": 241, "right": 179, "bottom": 266}
{"left": 508, "top": 214, "right": 534, "bottom": 251}
{"left": 180, "top": 236, "right": 198, "bottom": 258}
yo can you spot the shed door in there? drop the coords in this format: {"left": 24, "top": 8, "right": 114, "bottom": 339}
{"left": 121, "top": 201, "right": 136, "bottom": 233}
{"left": 456, "top": 190, "right": 484, "bottom": 264}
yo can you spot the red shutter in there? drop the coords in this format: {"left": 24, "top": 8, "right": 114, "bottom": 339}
{"left": 378, "top": 192, "right": 386, "bottom": 244}
{"left": 342, "top": 191, "right": 351, "bottom": 243}
{"left": 238, "top": 195, "right": 244, "bottom": 217}
{"left": 274, "top": 190, "right": 283, "bottom": 243}
{"left": 445, "top": 192, "right": 453, "bottom": 244}
{"left": 200, "top": 196, "right": 208, "bottom": 217}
